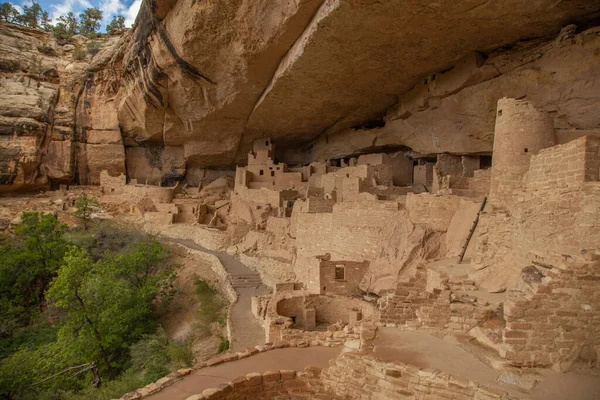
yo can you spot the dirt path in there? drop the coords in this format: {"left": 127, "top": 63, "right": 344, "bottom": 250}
{"left": 145, "top": 347, "right": 341, "bottom": 400}
{"left": 164, "top": 238, "right": 270, "bottom": 352}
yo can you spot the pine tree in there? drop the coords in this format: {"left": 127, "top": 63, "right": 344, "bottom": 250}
{"left": 0, "top": 3, "right": 20, "bottom": 23}
{"left": 40, "top": 11, "right": 51, "bottom": 32}
{"left": 17, "top": 2, "right": 43, "bottom": 28}
{"left": 53, "top": 12, "right": 78, "bottom": 41}
{"left": 78, "top": 7, "right": 103, "bottom": 37}
{"left": 106, "top": 15, "right": 125, "bottom": 35}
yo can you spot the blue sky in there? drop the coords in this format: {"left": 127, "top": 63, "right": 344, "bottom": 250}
{"left": 10, "top": 0, "right": 141, "bottom": 30}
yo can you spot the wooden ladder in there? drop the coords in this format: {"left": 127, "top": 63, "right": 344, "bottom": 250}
{"left": 457, "top": 196, "right": 487, "bottom": 264}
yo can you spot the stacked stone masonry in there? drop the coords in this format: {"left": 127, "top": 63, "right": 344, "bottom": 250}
{"left": 526, "top": 135, "right": 600, "bottom": 191}
{"left": 321, "top": 353, "right": 522, "bottom": 400}
{"left": 377, "top": 265, "right": 499, "bottom": 334}
{"left": 502, "top": 257, "right": 600, "bottom": 370}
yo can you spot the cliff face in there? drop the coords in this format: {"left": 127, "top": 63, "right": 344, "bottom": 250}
{"left": 1, "top": 0, "right": 600, "bottom": 190}
{"left": 0, "top": 22, "right": 125, "bottom": 191}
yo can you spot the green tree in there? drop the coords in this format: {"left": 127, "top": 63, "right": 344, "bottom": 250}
{"left": 53, "top": 11, "right": 79, "bottom": 41}
{"left": 106, "top": 15, "right": 125, "bottom": 35}
{"left": 40, "top": 10, "right": 51, "bottom": 31}
{"left": 0, "top": 212, "right": 67, "bottom": 334}
{"left": 16, "top": 1, "right": 43, "bottom": 28}
{"left": 47, "top": 240, "right": 171, "bottom": 375}
{"left": 0, "top": 3, "right": 20, "bottom": 23}
{"left": 79, "top": 7, "right": 102, "bottom": 37}
{"left": 73, "top": 193, "right": 100, "bottom": 230}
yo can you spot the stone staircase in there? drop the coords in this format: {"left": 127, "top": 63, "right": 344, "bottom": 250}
{"left": 230, "top": 273, "right": 263, "bottom": 289}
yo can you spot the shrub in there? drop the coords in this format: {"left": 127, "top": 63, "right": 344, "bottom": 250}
{"left": 85, "top": 40, "right": 101, "bottom": 57}
{"left": 73, "top": 45, "right": 86, "bottom": 61}
{"left": 218, "top": 338, "right": 229, "bottom": 354}
{"left": 168, "top": 341, "right": 194, "bottom": 367}
{"left": 0, "top": 59, "right": 20, "bottom": 72}
{"left": 194, "top": 279, "right": 227, "bottom": 336}
{"left": 73, "top": 192, "right": 100, "bottom": 230}
{"left": 66, "top": 220, "right": 158, "bottom": 261}
{"left": 36, "top": 43, "right": 56, "bottom": 56}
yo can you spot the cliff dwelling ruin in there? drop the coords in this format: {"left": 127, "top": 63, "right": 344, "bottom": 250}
{"left": 1, "top": 1, "right": 600, "bottom": 399}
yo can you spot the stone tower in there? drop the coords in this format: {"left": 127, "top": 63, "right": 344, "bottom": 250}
{"left": 489, "top": 98, "right": 556, "bottom": 206}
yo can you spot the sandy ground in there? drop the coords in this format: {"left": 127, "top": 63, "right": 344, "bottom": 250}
{"left": 374, "top": 328, "right": 600, "bottom": 400}
{"left": 145, "top": 347, "right": 341, "bottom": 400}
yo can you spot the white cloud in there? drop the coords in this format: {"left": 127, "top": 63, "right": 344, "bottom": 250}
{"left": 50, "top": 0, "right": 93, "bottom": 21}
{"left": 10, "top": 2, "right": 23, "bottom": 13}
{"left": 124, "top": 0, "right": 141, "bottom": 27}
{"left": 99, "top": 0, "right": 126, "bottom": 21}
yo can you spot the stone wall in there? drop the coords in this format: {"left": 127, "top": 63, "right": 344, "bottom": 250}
{"left": 526, "top": 135, "right": 600, "bottom": 191}
{"left": 119, "top": 341, "right": 340, "bottom": 400}
{"left": 502, "top": 256, "right": 600, "bottom": 371}
{"left": 132, "top": 343, "right": 526, "bottom": 400}
{"left": 294, "top": 200, "right": 403, "bottom": 292}
{"left": 263, "top": 289, "right": 377, "bottom": 342}
{"left": 320, "top": 353, "right": 521, "bottom": 400}
{"left": 473, "top": 142, "right": 600, "bottom": 290}
{"left": 405, "top": 193, "right": 467, "bottom": 232}
{"left": 184, "top": 367, "right": 338, "bottom": 400}
{"left": 489, "top": 98, "right": 556, "bottom": 206}
{"left": 100, "top": 170, "right": 175, "bottom": 203}
{"left": 319, "top": 260, "right": 369, "bottom": 296}
{"left": 378, "top": 265, "right": 500, "bottom": 334}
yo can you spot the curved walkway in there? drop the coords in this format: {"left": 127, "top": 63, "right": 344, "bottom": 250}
{"left": 165, "top": 238, "right": 270, "bottom": 352}
{"left": 146, "top": 347, "right": 341, "bottom": 400}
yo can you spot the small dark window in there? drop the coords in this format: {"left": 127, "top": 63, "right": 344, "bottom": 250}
{"left": 265, "top": 140, "right": 269, "bottom": 146}
{"left": 271, "top": 171, "right": 275, "bottom": 177}
{"left": 323, "top": 286, "right": 327, "bottom": 291}
{"left": 498, "top": 110, "right": 503, "bottom": 116}
{"left": 335, "top": 266, "right": 345, "bottom": 281}
{"left": 524, "top": 148, "right": 529, "bottom": 153}
{"left": 260, "top": 170, "right": 264, "bottom": 175}
{"left": 346, "top": 174, "right": 350, "bottom": 178}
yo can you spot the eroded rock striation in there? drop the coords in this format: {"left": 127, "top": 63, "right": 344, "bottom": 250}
{"left": 1, "top": 1, "right": 600, "bottom": 189}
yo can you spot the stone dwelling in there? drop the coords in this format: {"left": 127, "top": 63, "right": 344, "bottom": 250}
{"left": 2, "top": 6, "right": 600, "bottom": 399}
{"left": 243, "top": 98, "right": 600, "bottom": 375}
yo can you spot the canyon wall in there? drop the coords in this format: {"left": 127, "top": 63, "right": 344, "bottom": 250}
{"left": 1, "top": 1, "right": 600, "bottom": 191}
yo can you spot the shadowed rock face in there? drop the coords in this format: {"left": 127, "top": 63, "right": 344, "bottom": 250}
{"left": 1, "top": 0, "right": 600, "bottom": 190}
{"left": 117, "top": 0, "right": 600, "bottom": 170}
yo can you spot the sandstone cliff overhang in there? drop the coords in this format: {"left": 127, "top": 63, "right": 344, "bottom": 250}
{"left": 118, "top": 0, "right": 600, "bottom": 168}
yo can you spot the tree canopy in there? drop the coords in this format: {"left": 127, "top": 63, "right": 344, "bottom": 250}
{"left": 0, "top": 3, "right": 128, "bottom": 40}
{"left": 0, "top": 220, "right": 179, "bottom": 399}
{"left": 78, "top": 7, "right": 103, "bottom": 37}
{"left": 0, "top": 3, "right": 19, "bottom": 23}
{"left": 53, "top": 12, "right": 79, "bottom": 41}
{"left": 106, "top": 15, "right": 125, "bottom": 35}
{"left": 0, "top": 212, "right": 67, "bottom": 336}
